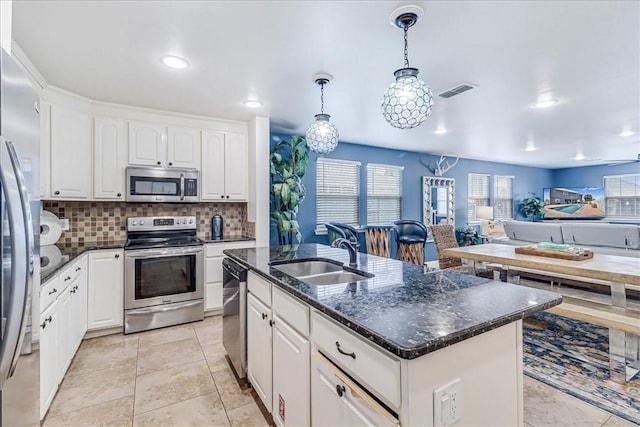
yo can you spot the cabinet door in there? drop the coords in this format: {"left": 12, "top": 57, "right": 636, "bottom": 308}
{"left": 167, "top": 126, "right": 200, "bottom": 168}
{"left": 128, "top": 121, "right": 166, "bottom": 166}
{"left": 204, "top": 255, "right": 223, "bottom": 311}
{"left": 200, "top": 130, "right": 226, "bottom": 200}
{"left": 50, "top": 104, "right": 91, "bottom": 198}
{"left": 224, "top": 132, "right": 248, "bottom": 201}
{"left": 272, "top": 316, "right": 310, "bottom": 427}
{"left": 71, "top": 256, "right": 88, "bottom": 351}
{"left": 94, "top": 118, "right": 127, "bottom": 200}
{"left": 57, "top": 287, "right": 72, "bottom": 382}
{"left": 87, "top": 250, "right": 124, "bottom": 331}
{"left": 39, "top": 302, "right": 58, "bottom": 420}
{"left": 39, "top": 100, "right": 51, "bottom": 199}
{"left": 247, "top": 293, "right": 272, "bottom": 413}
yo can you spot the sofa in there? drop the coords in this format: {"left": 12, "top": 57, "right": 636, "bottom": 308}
{"left": 496, "top": 220, "right": 640, "bottom": 294}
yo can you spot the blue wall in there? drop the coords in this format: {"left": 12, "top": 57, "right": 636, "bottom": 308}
{"left": 270, "top": 133, "right": 555, "bottom": 260}
{"left": 552, "top": 162, "right": 639, "bottom": 187}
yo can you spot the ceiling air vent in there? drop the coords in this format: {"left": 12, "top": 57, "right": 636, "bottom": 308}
{"left": 438, "top": 82, "right": 478, "bottom": 99}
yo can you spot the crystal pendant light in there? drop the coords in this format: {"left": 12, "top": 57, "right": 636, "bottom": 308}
{"left": 381, "top": 6, "right": 433, "bottom": 129}
{"left": 306, "top": 73, "right": 339, "bottom": 154}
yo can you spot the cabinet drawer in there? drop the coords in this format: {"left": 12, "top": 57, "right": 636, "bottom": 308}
{"left": 311, "top": 311, "right": 401, "bottom": 408}
{"left": 248, "top": 271, "right": 271, "bottom": 306}
{"left": 205, "top": 282, "right": 223, "bottom": 311}
{"left": 205, "top": 240, "right": 255, "bottom": 258}
{"left": 206, "top": 256, "right": 223, "bottom": 284}
{"left": 40, "top": 275, "right": 60, "bottom": 313}
{"left": 59, "top": 256, "right": 86, "bottom": 288}
{"left": 273, "top": 286, "right": 309, "bottom": 337}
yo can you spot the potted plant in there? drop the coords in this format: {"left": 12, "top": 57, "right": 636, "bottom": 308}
{"left": 270, "top": 135, "right": 309, "bottom": 245}
{"left": 518, "top": 192, "right": 546, "bottom": 221}
{"left": 456, "top": 226, "right": 480, "bottom": 246}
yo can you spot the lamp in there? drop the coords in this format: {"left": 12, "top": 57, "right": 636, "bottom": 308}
{"left": 475, "top": 206, "right": 494, "bottom": 236}
{"left": 306, "top": 73, "right": 339, "bottom": 154}
{"left": 381, "top": 5, "right": 433, "bottom": 129}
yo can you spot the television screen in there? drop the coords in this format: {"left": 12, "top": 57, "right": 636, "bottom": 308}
{"left": 542, "top": 187, "right": 605, "bottom": 219}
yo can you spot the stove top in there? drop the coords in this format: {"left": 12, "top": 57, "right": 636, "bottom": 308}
{"left": 125, "top": 215, "right": 202, "bottom": 250}
{"left": 124, "top": 236, "right": 203, "bottom": 250}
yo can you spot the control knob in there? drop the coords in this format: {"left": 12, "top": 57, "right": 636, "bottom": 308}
{"left": 132, "top": 220, "right": 138, "bottom": 226}
{"left": 139, "top": 220, "right": 145, "bottom": 225}
{"left": 188, "top": 219, "right": 193, "bottom": 224}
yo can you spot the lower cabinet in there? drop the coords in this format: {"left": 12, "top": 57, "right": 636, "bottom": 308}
{"left": 247, "top": 292, "right": 272, "bottom": 411}
{"left": 87, "top": 249, "right": 124, "bottom": 330}
{"left": 205, "top": 241, "right": 255, "bottom": 312}
{"left": 56, "top": 287, "right": 72, "bottom": 381}
{"left": 39, "top": 299, "right": 59, "bottom": 418}
{"left": 272, "top": 314, "right": 310, "bottom": 427}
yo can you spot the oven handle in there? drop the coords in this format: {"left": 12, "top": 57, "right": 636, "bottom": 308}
{"left": 125, "top": 246, "right": 204, "bottom": 258}
{"left": 180, "top": 173, "right": 185, "bottom": 201}
{"left": 126, "top": 300, "right": 202, "bottom": 315}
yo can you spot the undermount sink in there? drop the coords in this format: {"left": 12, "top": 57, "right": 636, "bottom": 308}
{"left": 272, "top": 260, "right": 343, "bottom": 277}
{"left": 271, "top": 259, "right": 373, "bottom": 285}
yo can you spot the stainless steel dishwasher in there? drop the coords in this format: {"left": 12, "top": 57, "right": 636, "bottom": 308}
{"left": 222, "top": 258, "right": 248, "bottom": 378}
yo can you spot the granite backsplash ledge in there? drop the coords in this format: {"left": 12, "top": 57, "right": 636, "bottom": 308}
{"left": 42, "top": 201, "right": 251, "bottom": 244}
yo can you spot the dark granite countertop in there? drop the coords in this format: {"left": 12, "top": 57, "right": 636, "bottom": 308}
{"left": 223, "top": 244, "right": 562, "bottom": 360}
{"left": 41, "top": 240, "right": 126, "bottom": 283}
{"left": 201, "top": 235, "right": 255, "bottom": 244}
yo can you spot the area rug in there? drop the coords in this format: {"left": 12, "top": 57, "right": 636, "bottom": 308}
{"left": 523, "top": 312, "right": 640, "bottom": 424}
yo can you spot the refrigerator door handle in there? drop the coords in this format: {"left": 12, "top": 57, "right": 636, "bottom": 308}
{"left": 0, "top": 138, "right": 33, "bottom": 388}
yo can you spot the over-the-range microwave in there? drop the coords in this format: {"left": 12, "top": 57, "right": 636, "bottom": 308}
{"left": 126, "top": 166, "right": 199, "bottom": 203}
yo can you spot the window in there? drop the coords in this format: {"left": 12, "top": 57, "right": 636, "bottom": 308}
{"left": 316, "top": 158, "right": 361, "bottom": 231}
{"left": 468, "top": 173, "right": 489, "bottom": 222}
{"left": 493, "top": 175, "right": 514, "bottom": 219}
{"left": 367, "top": 164, "right": 403, "bottom": 224}
{"left": 604, "top": 174, "right": 640, "bottom": 218}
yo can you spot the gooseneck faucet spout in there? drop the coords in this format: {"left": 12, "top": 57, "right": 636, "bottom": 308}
{"left": 331, "top": 237, "right": 358, "bottom": 267}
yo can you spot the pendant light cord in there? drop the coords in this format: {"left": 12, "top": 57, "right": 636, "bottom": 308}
{"left": 320, "top": 82, "right": 325, "bottom": 114}
{"left": 403, "top": 24, "right": 410, "bottom": 68}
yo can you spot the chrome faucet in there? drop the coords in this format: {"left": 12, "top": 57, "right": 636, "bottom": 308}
{"left": 331, "top": 237, "right": 358, "bottom": 267}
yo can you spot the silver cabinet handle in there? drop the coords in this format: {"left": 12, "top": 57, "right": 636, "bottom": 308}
{"left": 180, "top": 173, "right": 185, "bottom": 201}
{"left": 48, "top": 288, "right": 58, "bottom": 295}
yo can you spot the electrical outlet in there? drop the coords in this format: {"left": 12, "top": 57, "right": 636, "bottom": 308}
{"left": 59, "top": 218, "right": 70, "bottom": 231}
{"left": 433, "top": 378, "right": 462, "bottom": 427}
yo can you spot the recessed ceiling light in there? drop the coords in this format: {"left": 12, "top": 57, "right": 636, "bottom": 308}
{"left": 574, "top": 154, "right": 585, "bottom": 160}
{"left": 435, "top": 128, "right": 447, "bottom": 135}
{"left": 533, "top": 99, "right": 558, "bottom": 109}
{"left": 160, "top": 55, "right": 189, "bottom": 69}
{"left": 525, "top": 146, "right": 537, "bottom": 152}
{"left": 243, "top": 100, "right": 263, "bottom": 108}
{"left": 619, "top": 130, "right": 635, "bottom": 137}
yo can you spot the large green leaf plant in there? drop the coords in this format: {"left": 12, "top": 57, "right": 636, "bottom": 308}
{"left": 270, "top": 135, "right": 309, "bottom": 245}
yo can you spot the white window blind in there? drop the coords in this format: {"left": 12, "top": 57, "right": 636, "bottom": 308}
{"left": 316, "top": 158, "right": 361, "bottom": 230}
{"left": 604, "top": 174, "right": 640, "bottom": 218}
{"left": 468, "top": 173, "right": 490, "bottom": 222}
{"left": 367, "top": 164, "right": 403, "bottom": 224}
{"left": 493, "top": 175, "right": 514, "bottom": 219}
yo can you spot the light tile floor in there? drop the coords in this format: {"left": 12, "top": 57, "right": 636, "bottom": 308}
{"left": 44, "top": 316, "right": 637, "bottom": 427}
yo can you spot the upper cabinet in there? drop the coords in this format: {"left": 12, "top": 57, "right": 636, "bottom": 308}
{"left": 201, "top": 130, "right": 247, "bottom": 201}
{"left": 129, "top": 122, "right": 200, "bottom": 169}
{"left": 94, "top": 118, "right": 127, "bottom": 200}
{"left": 1, "top": 1, "right": 12, "bottom": 54}
{"left": 49, "top": 104, "right": 92, "bottom": 198}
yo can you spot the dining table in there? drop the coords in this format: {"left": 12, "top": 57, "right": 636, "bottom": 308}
{"left": 441, "top": 243, "right": 640, "bottom": 383}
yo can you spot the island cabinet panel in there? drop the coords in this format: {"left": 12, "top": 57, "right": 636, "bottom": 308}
{"left": 401, "top": 321, "right": 523, "bottom": 426}
{"left": 247, "top": 292, "right": 272, "bottom": 413}
{"left": 311, "top": 311, "right": 401, "bottom": 409}
{"left": 272, "top": 287, "right": 309, "bottom": 337}
{"left": 248, "top": 270, "right": 271, "bottom": 306}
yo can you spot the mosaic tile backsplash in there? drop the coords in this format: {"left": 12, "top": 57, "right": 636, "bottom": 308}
{"left": 42, "top": 201, "right": 250, "bottom": 244}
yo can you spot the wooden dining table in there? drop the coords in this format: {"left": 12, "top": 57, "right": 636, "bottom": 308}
{"left": 442, "top": 243, "right": 640, "bottom": 383}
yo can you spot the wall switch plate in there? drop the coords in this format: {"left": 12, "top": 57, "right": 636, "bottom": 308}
{"left": 60, "top": 218, "right": 70, "bottom": 231}
{"left": 433, "top": 378, "right": 462, "bottom": 427}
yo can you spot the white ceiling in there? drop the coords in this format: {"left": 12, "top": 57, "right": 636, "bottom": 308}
{"left": 12, "top": 0, "right": 640, "bottom": 169}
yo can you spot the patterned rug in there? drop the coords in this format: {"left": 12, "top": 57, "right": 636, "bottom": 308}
{"left": 523, "top": 312, "right": 640, "bottom": 425}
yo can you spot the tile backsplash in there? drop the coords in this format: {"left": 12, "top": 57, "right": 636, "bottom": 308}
{"left": 42, "top": 201, "right": 250, "bottom": 244}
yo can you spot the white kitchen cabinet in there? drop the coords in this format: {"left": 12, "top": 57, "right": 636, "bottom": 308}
{"left": 272, "top": 314, "right": 310, "bottom": 427}
{"left": 87, "top": 249, "right": 123, "bottom": 331}
{"left": 56, "top": 286, "right": 72, "bottom": 382}
{"left": 205, "top": 241, "right": 255, "bottom": 313}
{"left": 94, "top": 117, "right": 127, "bottom": 199}
{"left": 50, "top": 104, "right": 92, "bottom": 198}
{"left": 1, "top": 1, "right": 12, "bottom": 54}
{"left": 39, "top": 100, "right": 51, "bottom": 199}
{"left": 69, "top": 256, "right": 88, "bottom": 352}
{"left": 39, "top": 299, "right": 59, "bottom": 420}
{"left": 201, "top": 130, "right": 248, "bottom": 201}
{"left": 247, "top": 292, "right": 272, "bottom": 412}
{"left": 128, "top": 121, "right": 166, "bottom": 166}
{"left": 167, "top": 126, "right": 200, "bottom": 168}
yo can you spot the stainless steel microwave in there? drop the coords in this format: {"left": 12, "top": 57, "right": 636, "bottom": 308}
{"left": 126, "top": 166, "right": 199, "bottom": 203}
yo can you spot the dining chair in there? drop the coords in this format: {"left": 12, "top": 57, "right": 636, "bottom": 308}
{"left": 394, "top": 220, "right": 428, "bottom": 265}
{"left": 365, "top": 225, "right": 393, "bottom": 258}
{"left": 429, "top": 224, "right": 494, "bottom": 278}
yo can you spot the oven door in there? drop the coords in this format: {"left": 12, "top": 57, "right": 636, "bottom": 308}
{"left": 124, "top": 246, "right": 204, "bottom": 310}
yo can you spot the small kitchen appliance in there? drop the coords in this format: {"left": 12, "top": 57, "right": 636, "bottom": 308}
{"left": 212, "top": 214, "right": 223, "bottom": 240}
{"left": 126, "top": 166, "right": 199, "bottom": 203}
{"left": 123, "top": 216, "right": 204, "bottom": 334}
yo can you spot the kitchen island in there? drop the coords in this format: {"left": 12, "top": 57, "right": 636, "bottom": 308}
{"left": 224, "top": 244, "right": 561, "bottom": 426}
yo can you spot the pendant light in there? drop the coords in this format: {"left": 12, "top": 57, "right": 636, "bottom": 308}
{"left": 306, "top": 73, "right": 339, "bottom": 154}
{"left": 381, "top": 5, "right": 433, "bottom": 129}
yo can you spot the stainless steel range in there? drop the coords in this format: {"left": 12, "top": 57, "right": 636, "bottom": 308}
{"left": 124, "top": 216, "right": 204, "bottom": 334}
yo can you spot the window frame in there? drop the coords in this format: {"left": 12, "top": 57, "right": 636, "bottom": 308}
{"left": 366, "top": 163, "right": 404, "bottom": 225}
{"left": 493, "top": 175, "right": 514, "bottom": 220}
{"left": 315, "top": 158, "right": 361, "bottom": 233}
{"left": 603, "top": 173, "right": 640, "bottom": 219}
{"left": 467, "top": 173, "right": 490, "bottom": 224}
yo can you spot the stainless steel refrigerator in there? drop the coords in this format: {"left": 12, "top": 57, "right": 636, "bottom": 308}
{"left": 0, "top": 49, "right": 40, "bottom": 426}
